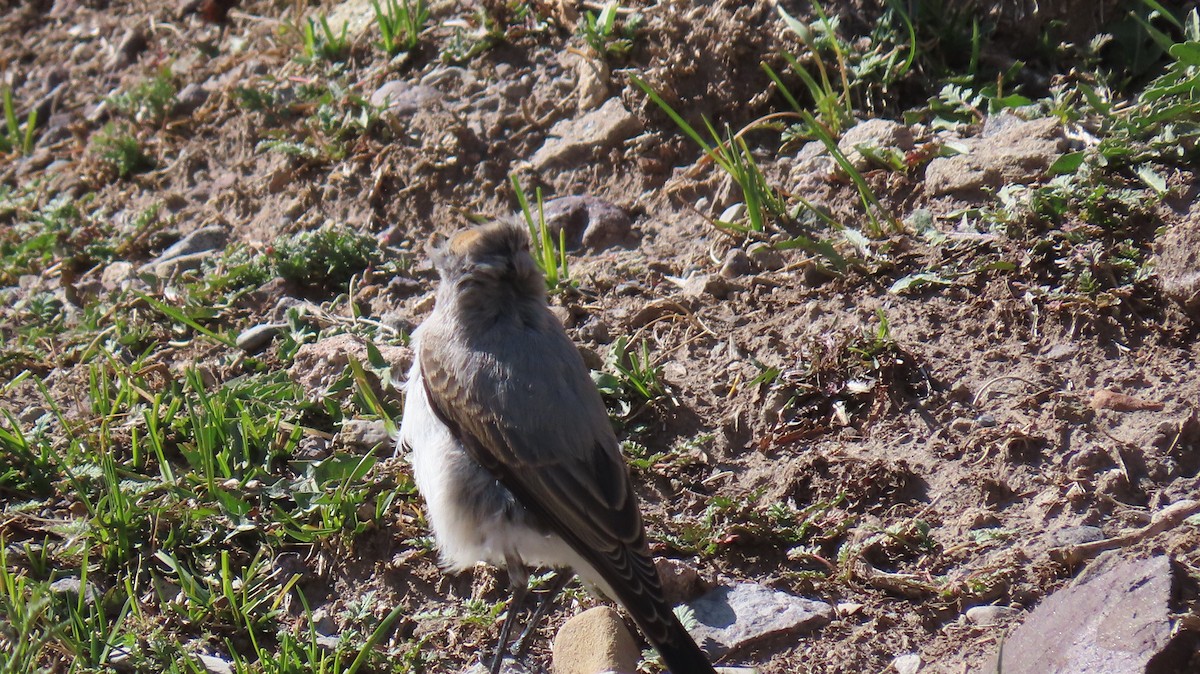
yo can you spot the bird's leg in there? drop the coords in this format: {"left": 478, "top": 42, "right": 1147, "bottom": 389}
{"left": 512, "top": 570, "right": 576, "bottom": 657}
{"left": 489, "top": 554, "right": 530, "bottom": 674}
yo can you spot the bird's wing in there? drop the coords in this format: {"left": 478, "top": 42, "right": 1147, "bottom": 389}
{"left": 418, "top": 335, "right": 678, "bottom": 642}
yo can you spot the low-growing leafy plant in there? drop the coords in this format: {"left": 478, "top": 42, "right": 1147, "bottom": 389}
{"left": 577, "top": 1, "right": 641, "bottom": 58}
{"left": 270, "top": 226, "right": 382, "bottom": 290}
{"left": 93, "top": 123, "right": 154, "bottom": 178}
{"left": 108, "top": 67, "right": 178, "bottom": 126}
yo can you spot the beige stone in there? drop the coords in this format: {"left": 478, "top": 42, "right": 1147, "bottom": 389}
{"left": 551, "top": 606, "right": 640, "bottom": 674}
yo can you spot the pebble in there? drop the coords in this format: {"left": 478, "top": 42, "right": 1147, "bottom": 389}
{"left": 235, "top": 323, "right": 284, "bottom": 353}
{"left": 720, "top": 248, "right": 753, "bottom": 278}
{"left": 339, "top": 419, "right": 392, "bottom": 452}
{"left": 746, "top": 242, "right": 784, "bottom": 271}
{"left": 964, "top": 605, "right": 1016, "bottom": 626}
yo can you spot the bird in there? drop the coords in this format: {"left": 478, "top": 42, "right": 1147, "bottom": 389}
{"left": 398, "top": 219, "right": 717, "bottom": 674}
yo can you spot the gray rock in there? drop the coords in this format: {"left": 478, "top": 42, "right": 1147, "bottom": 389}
{"left": 100, "top": 261, "right": 137, "bottom": 292}
{"left": 964, "top": 604, "right": 1016, "bottom": 626}
{"left": 838, "top": 118, "right": 913, "bottom": 171}
{"left": 154, "top": 226, "right": 229, "bottom": 261}
{"left": 1046, "top": 525, "right": 1105, "bottom": 548}
{"left": 109, "top": 28, "right": 147, "bottom": 69}
{"left": 174, "top": 83, "right": 210, "bottom": 116}
{"left": 655, "top": 557, "right": 705, "bottom": 606}
{"left": 310, "top": 608, "right": 337, "bottom": 635}
{"left": 720, "top": 248, "right": 753, "bottom": 278}
{"left": 1152, "top": 202, "right": 1200, "bottom": 320}
{"left": 49, "top": 577, "right": 98, "bottom": 603}
{"left": 197, "top": 654, "right": 234, "bottom": 674}
{"left": 538, "top": 196, "right": 632, "bottom": 251}
{"left": 532, "top": 98, "right": 641, "bottom": 169}
{"left": 681, "top": 274, "right": 733, "bottom": 300}
{"left": 462, "top": 659, "right": 533, "bottom": 674}
{"left": 978, "top": 555, "right": 1187, "bottom": 674}
{"left": 289, "top": 334, "right": 412, "bottom": 402}
{"left": 925, "top": 114, "right": 1065, "bottom": 196}
{"left": 339, "top": 419, "right": 391, "bottom": 452}
{"left": 551, "top": 606, "right": 640, "bottom": 674}
{"left": 145, "top": 251, "right": 212, "bottom": 277}
{"left": 891, "top": 653, "right": 922, "bottom": 674}
{"left": 746, "top": 242, "right": 785, "bottom": 271}
{"left": 235, "top": 323, "right": 284, "bottom": 353}
{"left": 370, "top": 81, "right": 445, "bottom": 116}
{"left": 687, "top": 583, "right": 833, "bottom": 658}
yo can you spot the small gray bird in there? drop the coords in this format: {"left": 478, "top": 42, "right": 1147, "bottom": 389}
{"left": 398, "top": 220, "right": 716, "bottom": 674}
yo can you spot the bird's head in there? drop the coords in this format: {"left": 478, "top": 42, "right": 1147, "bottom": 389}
{"left": 431, "top": 219, "right": 546, "bottom": 317}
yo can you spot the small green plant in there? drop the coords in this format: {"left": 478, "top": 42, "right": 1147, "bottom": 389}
{"left": 577, "top": 2, "right": 641, "bottom": 58}
{"left": 593, "top": 337, "right": 667, "bottom": 421}
{"left": 108, "top": 67, "right": 178, "bottom": 125}
{"left": 270, "top": 226, "right": 382, "bottom": 290}
{"left": 372, "top": 0, "right": 429, "bottom": 55}
{"left": 1, "top": 85, "right": 38, "bottom": 156}
{"left": 510, "top": 174, "right": 570, "bottom": 291}
{"left": 442, "top": 7, "right": 504, "bottom": 63}
{"left": 93, "top": 123, "right": 154, "bottom": 178}
{"left": 299, "top": 14, "right": 350, "bottom": 63}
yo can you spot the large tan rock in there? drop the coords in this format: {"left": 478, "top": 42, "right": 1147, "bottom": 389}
{"left": 552, "top": 606, "right": 640, "bottom": 674}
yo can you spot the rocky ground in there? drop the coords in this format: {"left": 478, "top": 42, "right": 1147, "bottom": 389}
{"left": 1, "top": 1, "right": 1199, "bottom": 673}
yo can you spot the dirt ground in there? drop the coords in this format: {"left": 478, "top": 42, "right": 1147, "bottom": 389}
{"left": 2, "top": 1, "right": 1199, "bottom": 672}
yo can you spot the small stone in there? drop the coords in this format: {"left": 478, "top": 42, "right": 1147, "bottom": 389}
{"left": 746, "top": 242, "right": 784, "bottom": 271}
{"left": 573, "top": 55, "right": 609, "bottom": 111}
{"left": 577, "top": 319, "right": 611, "bottom": 344}
{"left": 551, "top": 606, "right": 640, "bottom": 674}
{"left": 296, "top": 436, "right": 331, "bottom": 460}
{"left": 539, "top": 196, "right": 632, "bottom": 251}
{"left": 339, "top": 419, "right": 391, "bottom": 452}
{"left": 1090, "top": 388, "right": 1164, "bottom": 412}
{"left": 49, "top": 577, "right": 98, "bottom": 603}
{"left": 719, "top": 202, "right": 746, "bottom": 225}
{"left": 965, "top": 605, "right": 1016, "bottom": 626}
{"left": 235, "top": 323, "right": 283, "bottom": 353}
{"left": 836, "top": 602, "right": 864, "bottom": 617}
{"left": 720, "top": 248, "right": 753, "bottom": 278}
{"left": 655, "top": 558, "right": 704, "bottom": 605}
{"left": 1046, "top": 525, "right": 1105, "bottom": 548}
{"left": 681, "top": 274, "right": 732, "bottom": 300}
{"left": 891, "top": 653, "right": 921, "bottom": 674}
{"left": 370, "top": 81, "right": 444, "bottom": 117}
{"left": 687, "top": 583, "right": 833, "bottom": 657}
{"left": 532, "top": 98, "right": 641, "bottom": 169}
{"left": 174, "top": 83, "right": 210, "bottom": 116}
{"left": 197, "top": 654, "right": 234, "bottom": 674}
{"left": 462, "top": 659, "right": 533, "bottom": 674}
{"left": 310, "top": 608, "right": 337, "bottom": 635}
{"left": 289, "top": 334, "right": 412, "bottom": 402}
{"left": 100, "top": 261, "right": 136, "bottom": 292}
{"left": 109, "top": 28, "right": 147, "bottom": 69}
{"left": 146, "top": 251, "right": 212, "bottom": 277}
{"left": 925, "top": 115, "right": 1065, "bottom": 197}
{"left": 1043, "top": 343, "right": 1078, "bottom": 361}
{"left": 154, "top": 225, "right": 229, "bottom": 261}
{"left": 837, "top": 119, "right": 914, "bottom": 171}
